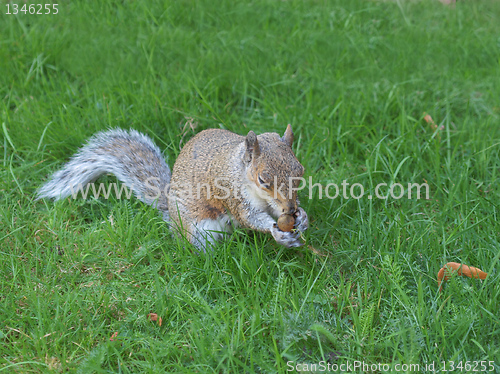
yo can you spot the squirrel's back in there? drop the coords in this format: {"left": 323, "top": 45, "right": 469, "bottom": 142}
{"left": 169, "top": 129, "right": 244, "bottom": 188}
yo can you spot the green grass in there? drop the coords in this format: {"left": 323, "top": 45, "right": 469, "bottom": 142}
{"left": 1, "top": 0, "right": 500, "bottom": 372}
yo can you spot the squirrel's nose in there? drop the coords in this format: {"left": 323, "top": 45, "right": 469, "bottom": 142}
{"left": 282, "top": 203, "right": 296, "bottom": 215}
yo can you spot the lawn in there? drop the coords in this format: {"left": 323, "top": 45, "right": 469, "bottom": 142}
{"left": 1, "top": 0, "right": 500, "bottom": 372}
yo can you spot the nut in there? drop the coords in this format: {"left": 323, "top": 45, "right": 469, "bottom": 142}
{"left": 277, "top": 214, "right": 295, "bottom": 232}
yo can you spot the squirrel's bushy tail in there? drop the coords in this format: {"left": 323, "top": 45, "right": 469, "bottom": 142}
{"left": 37, "top": 129, "right": 171, "bottom": 216}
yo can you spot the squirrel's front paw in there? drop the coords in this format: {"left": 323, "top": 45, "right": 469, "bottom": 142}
{"left": 271, "top": 224, "right": 303, "bottom": 248}
{"left": 294, "top": 207, "right": 308, "bottom": 232}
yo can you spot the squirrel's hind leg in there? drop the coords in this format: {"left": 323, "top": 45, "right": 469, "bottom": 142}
{"left": 190, "top": 214, "right": 233, "bottom": 252}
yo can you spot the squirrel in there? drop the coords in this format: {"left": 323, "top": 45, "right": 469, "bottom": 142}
{"left": 37, "top": 125, "right": 309, "bottom": 252}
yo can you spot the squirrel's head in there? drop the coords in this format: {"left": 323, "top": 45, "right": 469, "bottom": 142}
{"left": 244, "top": 125, "right": 305, "bottom": 217}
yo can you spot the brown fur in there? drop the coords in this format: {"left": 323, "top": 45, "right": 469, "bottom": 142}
{"left": 168, "top": 126, "right": 304, "bottom": 243}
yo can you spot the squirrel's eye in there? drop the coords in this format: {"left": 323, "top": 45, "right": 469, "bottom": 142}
{"left": 258, "top": 176, "right": 270, "bottom": 189}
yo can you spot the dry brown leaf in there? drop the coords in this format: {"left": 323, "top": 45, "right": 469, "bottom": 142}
{"left": 307, "top": 245, "right": 328, "bottom": 257}
{"left": 424, "top": 112, "right": 443, "bottom": 141}
{"left": 437, "top": 262, "right": 487, "bottom": 291}
{"left": 147, "top": 313, "right": 163, "bottom": 326}
{"left": 423, "top": 113, "right": 436, "bottom": 127}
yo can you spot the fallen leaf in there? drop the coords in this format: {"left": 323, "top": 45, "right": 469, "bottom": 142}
{"left": 423, "top": 112, "right": 442, "bottom": 141}
{"left": 437, "top": 262, "right": 487, "bottom": 291}
{"left": 423, "top": 113, "right": 436, "bottom": 127}
{"left": 147, "top": 313, "right": 163, "bottom": 326}
{"left": 307, "top": 245, "right": 328, "bottom": 257}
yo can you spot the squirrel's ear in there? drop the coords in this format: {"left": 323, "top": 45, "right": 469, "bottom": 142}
{"left": 281, "top": 124, "right": 294, "bottom": 147}
{"left": 245, "top": 131, "right": 260, "bottom": 161}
